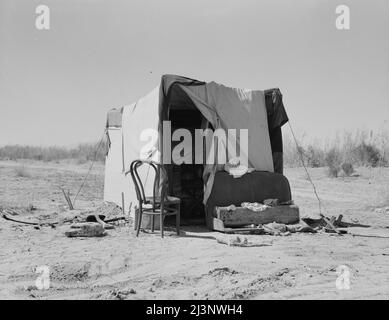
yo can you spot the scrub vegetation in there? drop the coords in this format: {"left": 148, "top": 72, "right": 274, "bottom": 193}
{"left": 0, "top": 141, "right": 107, "bottom": 163}
{"left": 284, "top": 129, "right": 389, "bottom": 177}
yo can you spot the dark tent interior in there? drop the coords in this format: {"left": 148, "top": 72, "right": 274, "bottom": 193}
{"left": 165, "top": 84, "right": 209, "bottom": 225}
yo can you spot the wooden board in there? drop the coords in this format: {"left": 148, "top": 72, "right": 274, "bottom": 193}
{"left": 212, "top": 218, "right": 263, "bottom": 233}
{"left": 215, "top": 205, "right": 299, "bottom": 227}
{"left": 338, "top": 227, "right": 389, "bottom": 238}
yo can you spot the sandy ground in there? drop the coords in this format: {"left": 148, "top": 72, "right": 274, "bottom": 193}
{"left": 0, "top": 160, "right": 389, "bottom": 300}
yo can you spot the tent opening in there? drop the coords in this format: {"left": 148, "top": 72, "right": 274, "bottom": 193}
{"left": 165, "top": 84, "right": 209, "bottom": 225}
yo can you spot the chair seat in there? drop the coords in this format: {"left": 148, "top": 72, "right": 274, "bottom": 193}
{"left": 145, "top": 195, "right": 181, "bottom": 205}
{"left": 142, "top": 206, "right": 178, "bottom": 216}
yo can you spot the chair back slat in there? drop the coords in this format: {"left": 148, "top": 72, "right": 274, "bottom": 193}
{"left": 128, "top": 161, "right": 140, "bottom": 203}
{"left": 127, "top": 160, "right": 168, "bottom": 207}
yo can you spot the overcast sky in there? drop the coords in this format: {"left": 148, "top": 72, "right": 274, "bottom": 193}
{"left": 0, "top": 0, "right": 388, "bottom": 146}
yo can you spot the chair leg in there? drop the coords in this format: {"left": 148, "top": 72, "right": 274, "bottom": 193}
{"left": 151, "top": 215, "right": 155, "bottom": 233}
{"left": 160, "top": 213, "right": 164, "bottom": 238}
{"left": 134, "top": 208, "right": 138, "bottom": 231}
{"left": 160, "top": 200, "right": 165, "bottom": 238}
{"left": 176, "top": 204, "right": 180, "bottom": 236}
{"left": 136, "top": 209, "right": 143, "bottom": 237}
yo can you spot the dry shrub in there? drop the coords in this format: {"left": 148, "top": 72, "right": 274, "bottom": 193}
{"left": 76, "top": 157, "right": 88, "bottom": 165}
{"left": 306, "top": 146, "right": 326, "bottom": 167}
{"left": 341, "top": 162, "right": 354, "bottom": 176}
{"left": 352, "top": 142, "right": 381, "bottom": 167}
{"left": 327, "top": 164, "right": 340, "bottom": 178}
{"left": 14, "top": 166, "right": 31, "bottom": 178}
{"left": 324, "top": 148, "right": 341, "bottom": 178}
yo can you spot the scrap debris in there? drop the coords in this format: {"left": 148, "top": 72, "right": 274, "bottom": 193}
{"left": 341, "top": 227, "right": 389, "bottom": 239}
{"left": 1, "top": 211, "right": 58, "bottom": 228}
{"left": 215, "top": 211, "right": 362, "bottom": 236}
{"left": 301, "top": 214, "right": 348, "bottom": 234}
{"left": 374, "top": 206, "right": 389, "bottom": 214}
{"left": 319, "top": 213, "right": 343, "bottom": 235}
{"left": 60, "top": 187, "right": 74, "bottom": 210}
{"left": 214, "top": 234, "right": 272, "bottom": 247}
{"left": 1, "top": 202, "right": 128, "bottom": 237}
{"left": 2, "top": 198, "right": 386, "bottom": 239}
{"left": 65, "top": 222, "right": 106, "bottom": 237}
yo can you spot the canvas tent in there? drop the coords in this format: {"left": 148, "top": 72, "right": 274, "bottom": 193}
{"left": 104, "top": 74, "right": 289, "bottom": 227}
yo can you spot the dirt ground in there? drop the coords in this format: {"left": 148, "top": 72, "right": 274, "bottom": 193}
{"left": 0, "top": 160, "right": 388, "bottom": 300}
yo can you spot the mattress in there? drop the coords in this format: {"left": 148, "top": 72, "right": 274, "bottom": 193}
{"left": 205, "top": 171, "right": 292, "bottom": 228}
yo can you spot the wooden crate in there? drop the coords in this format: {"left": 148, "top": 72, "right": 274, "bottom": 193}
{"left": 212, "top": 205, "right": 299, "bottom": 232}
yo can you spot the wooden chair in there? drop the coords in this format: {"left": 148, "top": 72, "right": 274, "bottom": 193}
{"left": 127, "top": 160, "right": 180, "bottom": 238}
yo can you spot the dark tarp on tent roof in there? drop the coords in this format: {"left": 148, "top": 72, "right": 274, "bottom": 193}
{"left": 157, "top": 75, "right": 289, "bottom": 174}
